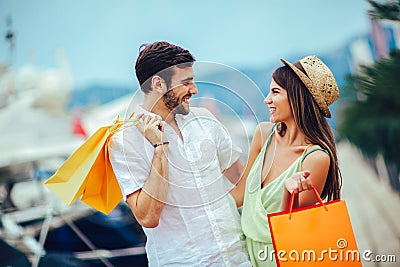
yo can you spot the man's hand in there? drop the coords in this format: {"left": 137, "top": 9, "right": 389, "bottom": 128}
{"left": 136, "top": 114, "right": 167, "bottom": 146}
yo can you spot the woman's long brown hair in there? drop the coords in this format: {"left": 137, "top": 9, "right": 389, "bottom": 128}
{"left": 272, "top": 62, "right": 342, "bottom": 201}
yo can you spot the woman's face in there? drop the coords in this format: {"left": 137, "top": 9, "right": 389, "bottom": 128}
{"left": 264, "top": 78, "right": 292, "bottom": 123}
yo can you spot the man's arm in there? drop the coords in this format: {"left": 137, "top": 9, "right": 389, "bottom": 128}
{"left": 126, "top": 114, "right": 169, "bottom": 228}
{"left": 126, "top": 145, "right": 168, "bottom": 228}
{"left": 222, "top": 160, "right": 244, "bottom": 187}
{"left": 229, "top": 122, "right": 273, "bottom": 207}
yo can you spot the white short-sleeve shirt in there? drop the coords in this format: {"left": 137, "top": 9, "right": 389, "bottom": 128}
{"left": 109, "top": 105, "right": 251, "bottom": 266}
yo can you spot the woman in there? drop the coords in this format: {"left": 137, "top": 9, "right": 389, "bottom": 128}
{"left": 230, "top": 56, "right": 342, "bottom": 266}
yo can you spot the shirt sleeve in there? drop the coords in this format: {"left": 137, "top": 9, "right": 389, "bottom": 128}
{"left": 108, "top": 129, "right": 152, "bottom": 201}
{"left": 213, "top": 121, "right": 242, "bottom": 171}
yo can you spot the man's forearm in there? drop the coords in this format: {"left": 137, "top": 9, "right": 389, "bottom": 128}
{"left": 223, "top": 160, "right": 244, "bottom": 185}
{"left": 129, "top": 146, "right": 169, "bottom": 228}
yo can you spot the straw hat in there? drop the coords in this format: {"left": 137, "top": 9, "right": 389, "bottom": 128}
{"left": 280, "top": 56, "right": 339, "bottom": 118}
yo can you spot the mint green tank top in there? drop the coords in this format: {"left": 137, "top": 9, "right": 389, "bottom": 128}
{"left": 241, "top": 125, "right": 327, "bottom": 267}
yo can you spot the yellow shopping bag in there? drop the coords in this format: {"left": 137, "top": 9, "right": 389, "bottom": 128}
{"left": 80, "top": 132, "right": 122, "bottom": 214}
{"left": 44, "top": 116, "right": 136, "bottom": 214}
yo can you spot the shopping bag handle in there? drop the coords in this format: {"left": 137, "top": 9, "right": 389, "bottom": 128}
{"left": 288, "top": 185, "right": 328, "bottom": 219}
{"left": 110, "top": 113, "right": 139, "bottom": 134}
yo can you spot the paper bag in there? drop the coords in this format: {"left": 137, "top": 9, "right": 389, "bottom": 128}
{"left": 44, "top": 117, "right": 135, "bottom": 214}
{"left": 267, "top": 186, "right": 361, "bottom": 266}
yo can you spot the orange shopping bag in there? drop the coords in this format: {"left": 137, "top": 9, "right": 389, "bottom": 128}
{"left": 267, "top": 186, "right": 361, "bottom": 266}
{"left": 44, "top": 116, "right": 137, "bottom": 214}
{"left": 79, "top": 131, "right": 122, "bottom": 215}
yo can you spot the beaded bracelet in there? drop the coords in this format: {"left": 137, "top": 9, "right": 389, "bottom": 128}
{"left": 153, "top": 141, "right": 170, "bottom": 148}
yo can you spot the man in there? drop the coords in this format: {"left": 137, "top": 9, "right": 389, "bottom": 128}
{"left": 109, "top": 41, "right": 250, "bottom": 266}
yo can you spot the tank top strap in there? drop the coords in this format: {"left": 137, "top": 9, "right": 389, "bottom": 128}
{"left": 301, "top": 147, "right": 329, "bottom": 163}
{"left": 246, "top": 123, "right": 277, "bottom": 194}
{"left": 262, "top": 123, "right": 277, "bottom": 151}
{"left": 261, "top": 123, "right": 276, "bottom": 153}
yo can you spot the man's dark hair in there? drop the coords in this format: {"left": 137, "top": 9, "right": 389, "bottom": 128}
{"left": 135, "top": 41, "right": 195, "bottom": 93}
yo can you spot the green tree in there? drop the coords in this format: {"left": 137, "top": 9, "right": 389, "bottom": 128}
{"left": 339, "top": 51, "right": 400, "bottom": 191}
{"left": 338, "top": 0, "right": 400, "bottom": 192}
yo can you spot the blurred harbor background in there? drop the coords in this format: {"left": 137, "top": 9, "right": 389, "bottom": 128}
{"left": 0, "top": 0, "right": 399, "bottom": 266}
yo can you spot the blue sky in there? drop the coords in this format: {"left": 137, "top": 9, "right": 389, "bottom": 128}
{"left": 0, "top": 0, "right": 371, "bottom": 88}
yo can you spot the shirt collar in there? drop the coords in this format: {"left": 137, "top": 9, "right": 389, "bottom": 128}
{"left": 135, "top": 105, "right": 164, "bottom": 121}
{"left": 135, "top": 105, "right": 189, "bottom": 123}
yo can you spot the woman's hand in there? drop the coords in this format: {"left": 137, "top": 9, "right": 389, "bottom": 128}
{"left": 284, "top": 170, "right": 313, "bottom": 194}
{"left": 136, "top": 114, "right": 167, "bottom": 146}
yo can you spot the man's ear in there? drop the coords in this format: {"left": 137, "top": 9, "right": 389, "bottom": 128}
{"left": 151, "top": 75, "right": 166, "bottom": 94}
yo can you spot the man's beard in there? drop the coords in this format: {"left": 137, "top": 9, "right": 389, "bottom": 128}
{"left": 162, "top": 90, "right": 190, "bottom": 115}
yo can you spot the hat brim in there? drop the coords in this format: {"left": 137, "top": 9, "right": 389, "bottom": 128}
{"left": 280, "top": 58, "right": 331, "bottom": 118}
